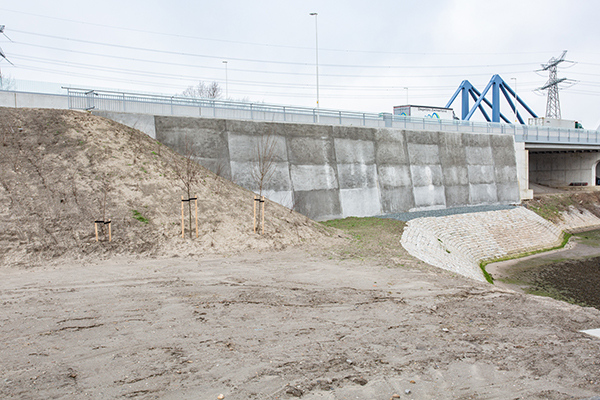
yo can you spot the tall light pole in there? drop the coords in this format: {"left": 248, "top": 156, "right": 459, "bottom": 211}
{"left": 222, "top": 60, "right": 228, "bottom": 99}
{"left": 309, "top": 12, "right": 320, "bottom": 120}
{"left": 404, "top": 87, "right": 409, "bottom": 105}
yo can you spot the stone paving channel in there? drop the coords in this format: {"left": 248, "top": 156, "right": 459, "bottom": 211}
{"left": 389, "top": 205, "right": 566, "bottom": 282}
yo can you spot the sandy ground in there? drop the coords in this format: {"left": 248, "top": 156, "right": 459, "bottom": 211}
{"left": 2, "top": 248, "right": 600, "bottom": 400}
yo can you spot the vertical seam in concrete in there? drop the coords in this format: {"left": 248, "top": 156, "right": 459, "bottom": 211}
{"left": 330, "top": 127, "right": 343, "bottom": 218}
{"left": 224, "top": 119, "right": 233, "bottom": 185}
{"left": 284, "top": 127, "right": 295, "bottom": 211}
{"left": 400, "top": 129, "right": 415, "bottom": 209}
{"left": 435, "top": 130, "right": 447, "bottom": 209}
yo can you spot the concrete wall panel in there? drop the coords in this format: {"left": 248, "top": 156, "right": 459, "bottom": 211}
{"left": 495, "top": 165, "right": 518, "bottom": 184}
{"left": 228, "top": 133, "right": 288, "bottom": 163}
{"left": 334, "top": 138, "right": 375, "bottom": 164}
{"left": 294, "top": 189, "right": 341, "bottom": 221}
{"left": 340, "top": 187, "right": 382, "bottom": 217}
{"left": 155, "top": 116, "right": 231, "bottom": 179}
{"left": 469, "top": 183, "right": 498, "bottom": 203}
{"left": 262, "top": 190, "right": 294, "bottom": 210}
{"left": 287, "top": 137, "right": 334, "bottom": 165}
{"left": 465, "top": 146, "right": 494, "bottom": 165}
{"left": 377, "top": 165, "right": 412, "bottom": 188}
{"left": 407, "top": 143, "right": 440, "bottom": 165}
{"left": 380, "top": 188, "right": 415, "bottom": 213}
{"left": 290, "top": 164, "right": 338, "bottom": 191}
{"left": 462, "top": 133, "right": 490, "bottom": 147}
{"left": 406, "top": 130, "right": 438, "bottom": 145}
{"left": 410, "top": 165, "right": 443, "bottom": 187}
{"left": 438, "top": 132, "right": 466, "bottom": 165}
{"left": 332, "top": 126, "right": 375, "bottom": 141}
{"left": 491, "top": 145, "right": 517, "bottom": 167}
{"left": 442, "top": 165, "right": 469, "bottom": 186}
{"left": 413, "top": 185, "right": 446, "bottom": 209}
{"left": 93, "top": 111, "right": 157, "bottom": 139}
{"left": 337, "top": 163, "right": 378, "bottom": 189}
{"left": 496, "top": 183, "right": 519, "bottom": 202}
{"left": 468, "top": 165, "right": 496, "bottom": 184}
{"left": 230, "top": 161, "right": 291, "bottom": 192}
{"left": 445, "top": 185, "right": 470, "bottom": 207}
{"left": 375, "top": 141, "right": 409, "bottom": 165}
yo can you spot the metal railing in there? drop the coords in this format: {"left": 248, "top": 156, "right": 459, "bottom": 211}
{"left": 62, "top": 87, "right": 600, "bottom": 146}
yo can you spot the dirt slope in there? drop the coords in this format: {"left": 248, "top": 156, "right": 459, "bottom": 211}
{"left": 0, "top": 107, "right": 333, "bottom": 266}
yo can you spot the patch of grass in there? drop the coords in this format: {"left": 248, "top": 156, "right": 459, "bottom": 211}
{"left": 525, "top": 195, "right": 574, "bottom": 222}
{"left": 131, "top": 209, "right": 149, "bottom": 224}
{"left": 320, "top": 217, "right": 407, "bottom": 260}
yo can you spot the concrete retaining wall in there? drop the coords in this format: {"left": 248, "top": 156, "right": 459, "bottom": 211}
{"left": 152, "top": 116, "right": 520, "bottom": 220}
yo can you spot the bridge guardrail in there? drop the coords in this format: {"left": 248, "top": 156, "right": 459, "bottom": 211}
{"left": 56, "top": 87, "right": 600, "bottom": 146}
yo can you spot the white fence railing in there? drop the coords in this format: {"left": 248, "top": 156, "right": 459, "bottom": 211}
{"left": 64, "top": 87, "right": 600, "bottom": 145}
{"left": 2, "top": 85, "right": 598, "bottom": 145}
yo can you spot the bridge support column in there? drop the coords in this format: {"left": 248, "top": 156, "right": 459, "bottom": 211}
{"left": 514, "top": 142, "right": 533, "bottom": 200}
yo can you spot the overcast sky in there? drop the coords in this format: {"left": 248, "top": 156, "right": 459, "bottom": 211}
{"left": 1, "top": 0, "right": 599, "bottom": 128}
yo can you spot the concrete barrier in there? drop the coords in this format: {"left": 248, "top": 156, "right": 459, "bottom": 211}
{"left": 152, "top": 116, "right": 520, "bottom": 220}
{"left": 0, "top": 91, "right": 69, "bottom": 110}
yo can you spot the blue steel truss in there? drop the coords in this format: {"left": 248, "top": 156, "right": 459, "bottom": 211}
{"left": 445, "top": 74, "right": 538, "bottom": 124}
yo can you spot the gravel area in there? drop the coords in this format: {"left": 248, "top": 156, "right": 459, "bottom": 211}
{"left": 380, "top": 204, "right": 519, "bottom": 221}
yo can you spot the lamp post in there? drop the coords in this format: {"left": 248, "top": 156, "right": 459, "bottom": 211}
{"left": 404, "top": 87, "right": 409, "bottom": 105}
{"left": 223, "top": 61, "right": 228, "bottom": 99}
{"left": 309, "top": 12, "right": 320, "bottom": 121}
{"left": 511, "top": 77, "right": 518, "bottom": 124}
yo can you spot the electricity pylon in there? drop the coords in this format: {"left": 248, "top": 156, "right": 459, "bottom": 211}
{"left": 539, "top": 50, "right": 568, "bottom": 119}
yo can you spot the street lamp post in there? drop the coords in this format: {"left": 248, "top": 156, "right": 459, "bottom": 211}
{"left": 404, "top": 87, "right": 409, "bottom": 105}
{"left": 223, "top": 61, "right": 228, "bottom": 99}
{"left": 309, "top": 12, "right": 319, "bottom": 122}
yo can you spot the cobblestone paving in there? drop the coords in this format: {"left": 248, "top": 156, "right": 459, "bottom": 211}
{"left": 399, "top": 207, "right": 564, "bottom": 282}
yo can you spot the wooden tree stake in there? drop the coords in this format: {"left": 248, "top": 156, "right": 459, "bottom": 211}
{"left": 195, "top": 195, "right": 199, "bottom": 238}
{"left": 253, "top": 195, "right": 257, "bottom": 233}
{"left": 181, "top": 195, "right": 185, "bottom": 238}
{"left": 108, "top": 220, "right": 112, "bottom": 242}
{"left": 261, "top": 196, "right": 265, "bottom": 235}
{"left": 95, "top": 222, "right": 99, "bottom": 242}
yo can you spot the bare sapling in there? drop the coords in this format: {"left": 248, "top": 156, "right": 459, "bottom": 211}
{"left": 251, "top": 129, "right": 278, "bottom": 234}
{"left": 169, "top": 135, "right": 202, "bottom": 239}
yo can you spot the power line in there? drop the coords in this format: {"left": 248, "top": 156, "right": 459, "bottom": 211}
{"left": 10, "top": 29, "right": 541, "bottom": 70}
{"left": 10, "top": 42, "right": 537, "bottom": 80}
{"left": 11, "top": 53, "right": 547, "bottom": 97}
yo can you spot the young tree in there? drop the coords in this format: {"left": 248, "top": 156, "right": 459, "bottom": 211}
{"left": 168, "top": 135, "right": 202, "bottom": 238}
{"left": 251, "top": 129, "right": 278, "bottom": 197}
